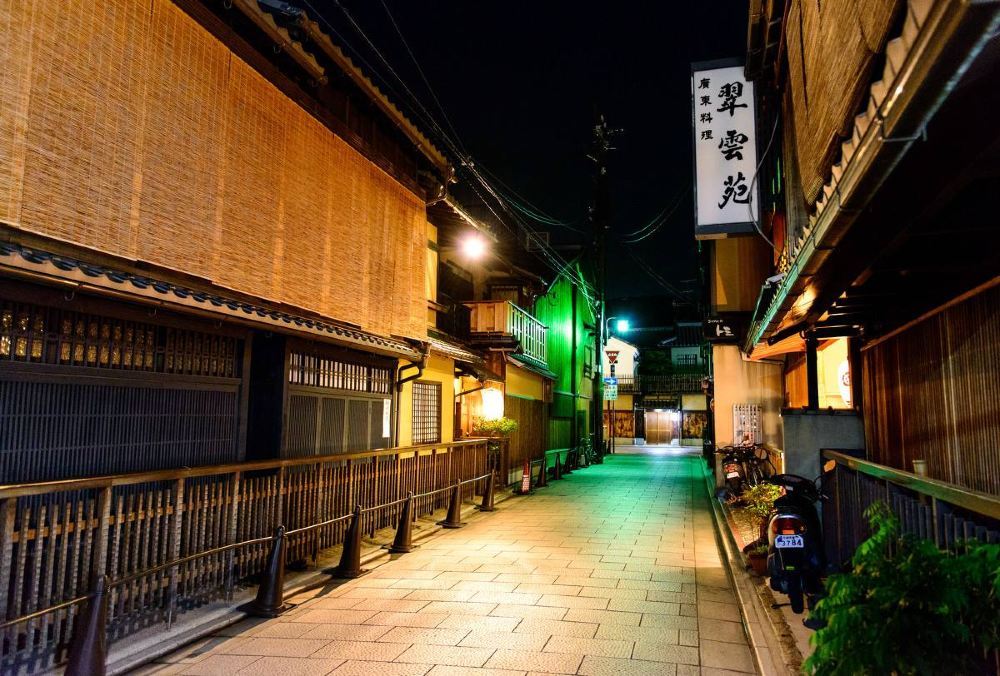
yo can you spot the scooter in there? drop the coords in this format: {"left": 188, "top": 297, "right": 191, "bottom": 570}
{"left": 720, "top": 445, "right": 749, "bottom": 497}
{"left": 765, "top": 461, "right": 835, "bottom": 614}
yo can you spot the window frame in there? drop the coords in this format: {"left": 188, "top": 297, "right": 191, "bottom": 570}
{"left": 411, "top": 379, "right": 442, "bottom": 444}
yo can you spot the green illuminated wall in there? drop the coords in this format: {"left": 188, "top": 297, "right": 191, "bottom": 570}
{"left": 534, "top": 265, "right": 598, "bottom": 450}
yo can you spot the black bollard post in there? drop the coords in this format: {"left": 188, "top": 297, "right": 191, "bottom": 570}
{"left": 553, "top": 452, "right": 563, "bottom": 480}
{"left": 65, "top": 574, "right": 109, "bottom": 676}
{"left": 332, "top": 505, "right": 367, "bottom": 578}
{"left": 478, "top": 472, "right": 496, "bottom": 512}
{"left": 438, "top": 482, "right": 465, "bottom": 528}
{"left": 244, "top": 526, "right": 290, "bottom": 617}
{"left": 387, "top": 492, "right": 417, "bottom": 553}
{"left": 535, "top": 456, "right": 548, "bottom": 489}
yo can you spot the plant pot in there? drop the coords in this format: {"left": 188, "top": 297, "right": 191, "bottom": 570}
{"left": 747, "top": 551, "right": 768, "bottom": 576}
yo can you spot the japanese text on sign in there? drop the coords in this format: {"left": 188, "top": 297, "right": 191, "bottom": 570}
{"left": 691, "top": 63, "right": 759, "bottom": 238}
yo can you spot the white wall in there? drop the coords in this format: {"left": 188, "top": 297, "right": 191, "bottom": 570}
{"left": 602, "top": 336, "right": 639, "bottom": 377}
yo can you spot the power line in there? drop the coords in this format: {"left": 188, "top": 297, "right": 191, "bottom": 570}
{"left": 301, "top": 0, "right": 597, "bottom": 297}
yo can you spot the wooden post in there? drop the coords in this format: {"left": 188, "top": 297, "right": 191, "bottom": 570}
{"left": 166, "top": 478, "right": 184, "bottom": 628}
{"left": 0, "top": 498, "right": 15, "bottom": 644}
{"left": 805, "top": 332, "right": 819, "bottom": 410}
{"left": 224, "top": 472, "right": 241, "bottom": 600}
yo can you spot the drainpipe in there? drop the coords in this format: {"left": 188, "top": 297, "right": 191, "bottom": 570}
{"left": 394, "top": 345, "right": 428, "bottom": 445}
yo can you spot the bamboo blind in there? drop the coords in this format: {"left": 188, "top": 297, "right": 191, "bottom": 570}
{"left": 0, "top": 0, "right": 427, "bottom": 341}
{"left": 785, "top": 0, "right": 902, "bottom": 206}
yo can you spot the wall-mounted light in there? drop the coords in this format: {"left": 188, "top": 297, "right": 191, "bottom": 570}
{"left": 615, "top": 319, "right": 630, "bottom": 333}
{"left": 481, "top": 387, "right": 504, "bottom": 420}
{"left": 460, "top": 233, "right": 488, "bottom": 260}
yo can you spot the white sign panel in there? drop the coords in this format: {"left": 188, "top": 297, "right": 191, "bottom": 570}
{"left": 692, "top": 62, "right": 759, "bottom": 238}
{"left": 382, "top": 398, "right": 392, "bottom": 438}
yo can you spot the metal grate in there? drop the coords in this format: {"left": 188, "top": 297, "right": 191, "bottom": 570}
{"left": 412, "top": 381, "right": 441, "bottom": 444}
{"left": 0, "top": 300, "right": 240, "bottom": 377}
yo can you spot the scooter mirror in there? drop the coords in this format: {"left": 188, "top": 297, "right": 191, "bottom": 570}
{"left": 822, "top": 459, "right": 837, "bottom": 473}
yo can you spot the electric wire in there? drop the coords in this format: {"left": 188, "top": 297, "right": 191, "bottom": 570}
{"left": 376, "top": 0, "right": 468, "bottom": 156}
{"left": 301, "top": 0, "right": 595, "bottom": 297}
{"left": 621, "top": 185, "right": 690, "bottom": 244}
{"left": 744, "top": 114, "right": 782, "bottom": 250}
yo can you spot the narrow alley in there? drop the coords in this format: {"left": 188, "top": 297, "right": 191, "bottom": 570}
{"left": 142, "top": 449, "right": 754, "bottom": 676}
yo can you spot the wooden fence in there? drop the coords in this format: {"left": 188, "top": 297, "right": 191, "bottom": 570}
{"left": 823, "top": 450, "right": 1000, "bottom": 566}
{"left": 0, "top": 438, "right": 507, "bottom": 670}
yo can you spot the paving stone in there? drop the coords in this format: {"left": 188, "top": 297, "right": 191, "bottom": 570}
{"left": 329, "top": 661, "right": 431, "bottom": 676}
{"left": 632, "top": 641, "right": 700, "bottom": 665}
{"left": 235, "top": 656, "right": 344, "bottom": 675}
{"left": 395, "top": 644, "right": 495, "bottom": 667}
{"left": 437, "top": 614, "right": 521, "bottom": 632}
{"left": 578, "top": 656, "right": 676, "bottom": 675}
{"left": 696, "top": 601, "right": 742, "bottom": 622}
{"left": 542, "top": 635, "right": 634, "bottom": 658}
{"left": 378, "top": 626, "right": 471, "bottom": 645}
{"left": 562, "top": 608, "right": 641, "bottom": 626}
{"left": 311, "top": 640, "right": 410, "bottom": 661}
{"left": 426, "top": 667, "right": 526, "bottom": 676}
{"left": 364, "top": 611, "right": 448, "bottom": 627}
{"left": 459, "top": 629, "right": 550, "bottom": 651}
{"left": 300, "top": 624, "right": 392, "bottom": 641}
{"left": 485, "top": 649, "right": 584, "bottom": 674}
{"left": 216, "top": 638, "right": 331, "bottom": 657}
{"left": 513, "top": 618, "right": 599, "bottom": 638}
{"left": 179, "top": 655, "right": 261, "bottom": 675}
{"left": 699, "top": 639, "right": 755, "bottom": 673}
{"left": 291, "top": 609, "right": 378, "bottom": 625}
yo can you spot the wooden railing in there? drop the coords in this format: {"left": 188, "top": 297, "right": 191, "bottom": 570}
{"left": 823, "top": 450, "right": 1000, "bottom": 566}
{"left": 465, "top": 301, "right": 547, "bottom": 365}
{"left": 0, "top": 438, "right": 507, "bottom": 670}
{"left": 639, "top": 374, "right": 706, "bottom": 394}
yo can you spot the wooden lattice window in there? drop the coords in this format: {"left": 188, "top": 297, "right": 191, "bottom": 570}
{"left": 412, "top": 381, "right": 441, "bottom": 444}
{"left": 0, "top": 300, "right": 240, "bottom": 377}
{"left": 288, "top": 352, "right": 392, "bottom": 394}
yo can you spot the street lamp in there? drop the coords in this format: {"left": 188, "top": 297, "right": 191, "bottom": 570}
{"left": 460, "top": 233, "right": 488, "bottom": 260}
{"left": 606, "top": 315, "right": 630, "bottom": 339}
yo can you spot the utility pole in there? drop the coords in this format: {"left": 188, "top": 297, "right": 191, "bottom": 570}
{"left": 589, "top": 113, "right": 619, "bottom": 457}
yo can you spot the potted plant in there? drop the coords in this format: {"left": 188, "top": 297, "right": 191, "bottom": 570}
{"left": 741, "top": 483, "right": 782, "bottom": 576}
{"left": 747, "top": 543, "right": 769, "bottom": 575}
{"left": 804, "top": 502, "right": 1000, "bottom": 675}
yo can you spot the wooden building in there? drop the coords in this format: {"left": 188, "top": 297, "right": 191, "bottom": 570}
{"left": 0, "top": 0, "right": 453, "bottom": 481}
{"left": 719, "top": 0, "right": 1000, "bottom": 494}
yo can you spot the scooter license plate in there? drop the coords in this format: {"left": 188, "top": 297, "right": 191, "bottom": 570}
{"left": 726, "top": 471, "right": 740, "bottom": 479}
{"left": 775, "top": 535, "right": 804, "bottom": 549}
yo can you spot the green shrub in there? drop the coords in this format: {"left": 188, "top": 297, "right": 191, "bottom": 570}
{"left": 804, "top": 502, "right": 1000, "bottom": 675}
{"left": 471, "top": 416, "right": 518, "bottom": 437}
{"left": 743, "top": 483, "right": 783, "bottom": 528}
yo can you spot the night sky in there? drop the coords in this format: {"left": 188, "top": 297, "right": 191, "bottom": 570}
{"left": 309, "top": 1, "right": 748, "bottom": 298}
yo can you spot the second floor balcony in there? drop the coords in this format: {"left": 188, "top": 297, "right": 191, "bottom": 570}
{"left": 465, "top": 300, "right": 547, "bottom": 366}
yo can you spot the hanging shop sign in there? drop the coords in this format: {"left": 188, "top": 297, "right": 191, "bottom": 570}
{"left": 691, "top": 60, "right": 759, "bottom": 239}
{"left": 704, "top": 313, "right": 750, "bottom": 343}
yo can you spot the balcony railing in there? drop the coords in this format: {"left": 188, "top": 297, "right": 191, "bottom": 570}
{"left": 465, "top": 300, "right": 547, "bottom": 365}
{"left": 640, "top": 374, "right": 705, "bottom": 394}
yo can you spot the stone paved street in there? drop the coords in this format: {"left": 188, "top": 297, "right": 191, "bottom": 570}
{"left": 141, "top": 447, "right": 756, "bottom": 676}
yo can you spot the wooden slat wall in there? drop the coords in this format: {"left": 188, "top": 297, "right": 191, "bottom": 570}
{"left": 862, "top": 285, "right": 1000, "bottom": 495}
{"left": 504, "top": 395, "right": 549, "bottom": 479}
{"left": 0, "top": 0, "right": 426, "bottom": 341}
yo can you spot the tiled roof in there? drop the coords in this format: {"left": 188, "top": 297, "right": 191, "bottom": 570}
{"left": 428, "top": 336, "right": 485, "bottom": 366}
{"left": 0, "top": 243, "right": 422, "bottom": 359}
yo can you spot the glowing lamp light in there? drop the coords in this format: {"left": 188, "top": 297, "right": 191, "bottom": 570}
{"left": 480, "top": 387, "right": 504, "bottom": 420}
{"left": 615, "top": 319, "right": 630, "bottom": 333}
{"left": 461, "top": 233, "right": 488, "bottom": 260}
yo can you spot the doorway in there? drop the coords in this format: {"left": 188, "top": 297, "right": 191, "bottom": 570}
{"left": 644, "top": 409, "right": 679, "bottom": 444}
